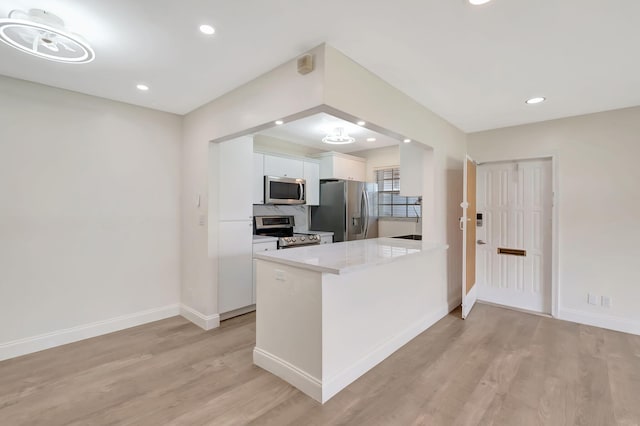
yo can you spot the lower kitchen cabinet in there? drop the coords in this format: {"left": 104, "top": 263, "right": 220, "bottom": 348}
{"left": 252, "top": 241, "right": 278, "bottom": 303}
{"left": 218, "top": 220, "right": 253, "bottom": 314}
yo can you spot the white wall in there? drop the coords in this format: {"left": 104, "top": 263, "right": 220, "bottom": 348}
{"left": 0, "top": 76, "right": 182, "bottom": 358}
{"left": 323, "top": 45, "right": 467, "bottom": 308}
{"left": 468, "top": 106, "right": 640, "bottom": 334}
{"left": 351, "top": 145, "right": 399, "bottom": 182}
{"left": 181, "top": 45, "right": 326, "bottom": 319}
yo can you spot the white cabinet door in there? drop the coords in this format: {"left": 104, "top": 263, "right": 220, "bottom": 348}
{"left": 219, "top": 137, "right": 253, "bottom": 221}
{"left": 253, "top": 153, "right": 264, "bottom": 204}
{"left": 334, "top": 156, "right": 366, "bottom": 181}
{"left": 304, "top": 161, "right": 320, "bottom": 206}
{"left": 320, "top": 235, "right": 333, "bottom": 244}
{"left": 219, "top": 220, "right": 254, "bottom": 313}
{"left": 252, "top": 242, "right": 277, "bottom": 303}
{"left": 264, "top": 155, "right": 304, "bottom": 178}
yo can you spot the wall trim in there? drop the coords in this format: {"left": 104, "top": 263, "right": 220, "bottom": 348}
{"left": 253, "top": 347, "right": 323, "bottom": 402}
{"left": 558, "top": 308, "right": 640, "bottom": 336}
{"left": 321, "top": 304, "right": 449, "bottom": 403}
{"left": 180, "top": 304, "right": 220, "bottom": 331}
{"left": 254, "top": 303, "right": 450, "bottom": 404}
{"left": 0, "top": 304, "right": 180, "bottom": 362}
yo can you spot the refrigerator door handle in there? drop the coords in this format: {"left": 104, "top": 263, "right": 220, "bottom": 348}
{"left": 363, "top": 188, "right": 370, "bottom": 239}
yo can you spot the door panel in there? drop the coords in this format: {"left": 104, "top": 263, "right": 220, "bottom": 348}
{"left": 476, "top": 159, "right": 552, "bottom": 313}
{"left": 461, "top": 157, "right": 477, "bottom": 319}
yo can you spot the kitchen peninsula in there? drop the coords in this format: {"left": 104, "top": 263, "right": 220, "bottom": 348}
{"left": 253, "top": 237, "right": 448, "bottom": 403}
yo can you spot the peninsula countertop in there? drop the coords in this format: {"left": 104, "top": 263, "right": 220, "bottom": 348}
{"left": 253, "top": 237, "right": 448, "bottom": 275}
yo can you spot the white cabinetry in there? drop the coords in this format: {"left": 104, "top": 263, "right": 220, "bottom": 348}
{"left": 253, "top": 152, "right": 264, "bottom": 204}
{"left": 217, "top": 136, "right": 254, "bottom": 315}
{"left": 219, "top": 138, "right": 253, "bottom": 221}
{"left": 304, "top": 161, "right": 320, "bottom": 206}
{"left": 317, "top": 152, "right": 366, "bottom": 181}
{"left": 219, "top": 221, "right": 254, "bottom": 313}
{"left": 264, "top": 154, "right": 304, "bottom": 178}
{"left": 252, "top": 240, "right": 278, "bottom": 304}
{"left": 320, "top": 235, "right": 333, "bottom": 244}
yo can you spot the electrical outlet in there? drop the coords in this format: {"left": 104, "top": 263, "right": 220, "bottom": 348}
{"left": 601, "top": 296, "right": 612, "bottom": 308}
{"left": 587, "top": 293, "right": 599, "bottom": 305}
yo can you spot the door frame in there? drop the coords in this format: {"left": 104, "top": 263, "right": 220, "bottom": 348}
{"left": 475, "top": 154, "right": 559, "bottom": 318}
{"left": 461, "top": 155, "right": 477, "bottom": 319}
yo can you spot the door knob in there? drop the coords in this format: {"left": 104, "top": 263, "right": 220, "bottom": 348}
{"left": 477, "top": 240, "right": 487, "bottom": 245}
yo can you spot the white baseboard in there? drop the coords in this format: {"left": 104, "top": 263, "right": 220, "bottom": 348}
{"left": 0, "top": 304, "right": 180, "bottom": 362}
{"left": 557, "top": 308, "right": 640, "bottom": 336}
{"left": 180, "top": 304, "right": 220, "bottom": 331}
{"left": 448, "top": 296, "right": 462, "bottom": 312}
{"left": 254, "top": 303, "right": 450, "bottom": 404}
{"left": 253, "top": 347, "right": 323, "bottom": 402}
{"left": 321, "top": 304, "right": 450, "bottom": 403}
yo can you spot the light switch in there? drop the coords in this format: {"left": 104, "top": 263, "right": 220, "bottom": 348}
{"left": 198, "top": 215, "right": 206, "bottom": 226}
{"left": 275, "top": 270, "right": 286, "bottom": 281}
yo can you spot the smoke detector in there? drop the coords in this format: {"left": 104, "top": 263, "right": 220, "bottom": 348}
{"left": 322, "top": 127, "right": 356, "bottom": 145}
{"left": 0, "top": 9, "right": 95, "bottom": 64}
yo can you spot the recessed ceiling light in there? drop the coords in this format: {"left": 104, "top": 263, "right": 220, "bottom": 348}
{"left": 356, "top": 121, "right": 366, "bottom": 126}
{"left": 0, "top": 9, "right": 95, "bottom": 64}
{"left": 403, "top": 139, "right": 411, "bottom": 143}
{"left": 367, "top": 138, "right": 376, "bottom": 142}
{"left": 525, "top": 97, "right": 546, "bottom": 105}
{"left": 199, "top": 24, "right": 215, "bottom": 35}
{"left": 468, "top": 0, "right": 492, "bottom": 5}
{"left": 274, "top": 120, "right": 284, "bottom": 125}
{"left": 136, "top": 84, "right": 149, "bottom": 91}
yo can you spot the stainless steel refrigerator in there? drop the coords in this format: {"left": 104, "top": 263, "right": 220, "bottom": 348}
{"left": 310, "top": 180, "right": 378, "bottom": 242}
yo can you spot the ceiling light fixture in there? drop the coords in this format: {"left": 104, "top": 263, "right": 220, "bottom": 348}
{"left": 199, "top": 24, "right": 215, "bottom": 35}
{"left": 274, "top": 120, "right": 284, "bottom": 125}
{"left": 525, "top": 97, "right": 546, "bottom": 105}
{"left": 367, "top": 138, "right": 377, "bottom": 142}
{"left": 136, "top": 84, "right": 149, "bottom": 91}
{"left": 323, "top": 127, "right": 356, "bottom": 145}
{"left": 356, "top": 121, "right": 366, "bottom": 126}
{"left": 403, "top": 138, "right": 412, "bottom": 143}
{"left": 0, "top": 9, "right": 95, "bottom": 63}
{"left": 468, "top": 0, "right": 492, "bottom": 5}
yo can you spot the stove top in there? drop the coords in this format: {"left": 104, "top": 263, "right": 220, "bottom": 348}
{"left": 254, "top": 215, "right": 321, "bottom": 249}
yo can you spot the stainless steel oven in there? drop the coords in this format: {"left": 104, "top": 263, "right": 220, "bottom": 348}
{"left": 264, "top": 176, "right": 306, "bottom": 205}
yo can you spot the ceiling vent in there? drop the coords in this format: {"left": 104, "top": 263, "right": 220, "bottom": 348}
{"left": 0, "top": 9, "right": 95, "bottom": 64}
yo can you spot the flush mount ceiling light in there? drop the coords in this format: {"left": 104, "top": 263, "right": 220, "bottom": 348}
{"left": 469, "top": 0, "right": 492, "bottom": 5}
{"left": 322, "top": 127, "right": 356, "bottom": 145}
{"left": 525, "top": 96, "right": 546, "bottom": 105}
{"left": 0, "top": 9, "right": 95, "bottom": 64}
{"left": 403, "top": 138, "right": 412, "bottom": 143}
{"left": 356, "top": 121, "right": 366, "bottom": 126}
{"left": 367, "top": 137, "right": 377, "bottom": 142}
{"left": 274, "top": 120, "right": 284, "bottom": 125}
{"left": 136, "top": 84, "right": 149, "bottom": 91}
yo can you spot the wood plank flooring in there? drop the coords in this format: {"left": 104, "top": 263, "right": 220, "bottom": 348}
{"left": 1, "top": 303, "right": 639, "bottom": 425}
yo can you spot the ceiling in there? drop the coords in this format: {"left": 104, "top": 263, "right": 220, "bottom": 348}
{"left": 258, "top": 113, "right": 400, "bottom": 154}
{"left": 0, "top": 0, "right": 638, "bottom": 132}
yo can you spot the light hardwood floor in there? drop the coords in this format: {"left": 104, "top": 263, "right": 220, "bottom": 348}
{"left": 1, "top": 303, "right": 639, "bottom": 425}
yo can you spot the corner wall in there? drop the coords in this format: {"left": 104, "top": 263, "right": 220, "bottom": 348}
{"left": 323, "top": 45, "right": 467, "bottom": 309}
{"left": 180, "top": 45, "right": 326, "bottom": 321}
{"left": 0, "top": 76, "right": 182, "bottom": 360}
{"left": 468, "top": 106, "right": 640, "bottom": 334}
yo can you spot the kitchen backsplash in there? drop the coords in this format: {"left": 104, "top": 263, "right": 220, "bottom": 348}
{"left": 253, "top": 205, "right": 309, "bottom": 232}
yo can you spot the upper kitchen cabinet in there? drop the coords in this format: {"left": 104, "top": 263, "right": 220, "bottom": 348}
{"left": 253, "top": 152, "right": 265, "bottom": 205}
{"left": 264, "top": 154, "right": 304, "bottom": 178}
{"left": 316, "top": 151, "right": 366, "bottom": 181}
{"left": 304, "top": 160, "right": 320, "bottom": 206}
{"left": 219, "top": 137, "right": 253, "bottom": 221}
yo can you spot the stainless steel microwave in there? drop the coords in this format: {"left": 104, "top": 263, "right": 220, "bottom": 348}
{"left": 264, "top": 176, "right": 306, "bottom": 205}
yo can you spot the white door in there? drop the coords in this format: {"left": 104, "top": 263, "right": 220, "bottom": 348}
{"left": 476, "top": 159, "right": 552, "bottom": 314}
{"left": 461, "top": 156, "right": 477, "bottom": 319}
